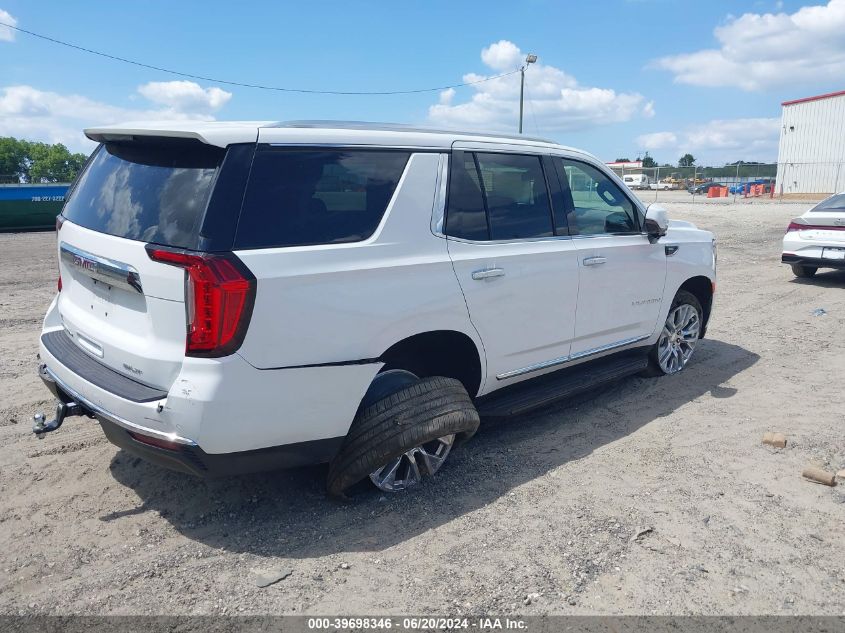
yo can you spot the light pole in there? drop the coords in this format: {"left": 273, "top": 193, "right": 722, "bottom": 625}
{"left": 519, "top": 53, "right": 537, "bottom": 134}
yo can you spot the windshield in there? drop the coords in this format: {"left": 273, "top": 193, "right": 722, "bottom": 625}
{"left": 62, "top": 141, "right": 224, "bottom": 248}
{"left": 810, "top": 193, "right": 845, "bottom": 212}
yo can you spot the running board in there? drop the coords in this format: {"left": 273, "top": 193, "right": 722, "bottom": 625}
{"left": 476, "top": 349, "right": 649, "bottom": 418}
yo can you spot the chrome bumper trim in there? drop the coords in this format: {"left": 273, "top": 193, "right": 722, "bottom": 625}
{"left": 41, "top": 365, "right": 197, "bottom": 447}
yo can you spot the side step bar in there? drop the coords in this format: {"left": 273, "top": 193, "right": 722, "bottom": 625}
{"left": 476, "top": 349, "right": 649, "bottom": 418}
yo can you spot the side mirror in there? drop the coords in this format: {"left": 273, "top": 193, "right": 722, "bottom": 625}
{"left": 644, "top": 204, "right": 668, "bottom": 241}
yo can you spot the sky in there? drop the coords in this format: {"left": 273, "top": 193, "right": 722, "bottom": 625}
{"left": 1, "top": 0, "right": 844, "bottom": 166}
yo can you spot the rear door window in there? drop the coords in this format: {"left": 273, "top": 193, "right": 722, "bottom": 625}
{"left": 235, "top": 148, "right": 410, "bottom": 249}
{"left": 62, "top": 141, "right": 224, "bottom": 249}
{"left": 475, "top": 153, "right": 553, "bottom": 240}
{"left": 445, "top": 151, "right": 554, "bottom": 241}
{"left": 444, "top": 151, "right": 489, "bottom": 241}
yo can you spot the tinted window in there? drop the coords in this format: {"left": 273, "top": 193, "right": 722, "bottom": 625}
{"left": 63, "top": 142, "right": 223, "bottom": 248}
{"left": 445, "top": 151, "right": 489, "bottom": 240}
{"left": 811, "top": 193, "right": 845, "bottom": 211}
{"left": 235, "top": 148, "right": 409, "bottom": 249}
{"left": 556, "top": 158, "right": 638, "bottom": 236}
{"left": 475, "top": 153, "right": 553, "bottom": 240}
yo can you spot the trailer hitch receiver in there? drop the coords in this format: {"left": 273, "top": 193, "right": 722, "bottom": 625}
{"left": 33, "top": 401, "right": 86, "bottom": 439}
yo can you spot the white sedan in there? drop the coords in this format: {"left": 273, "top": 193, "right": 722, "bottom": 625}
{"left": 782, "top": 192, "right": 845, "bottom": 278}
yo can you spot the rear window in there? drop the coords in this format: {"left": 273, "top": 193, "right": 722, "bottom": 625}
{"left": 62, "top": 141, "right": 224, "bottom": 248}
{"left": 234, "top": 148, "right": 410, "bottom": 249}
{"left": 811, "top": 193, "right": 845, "bottom": 211}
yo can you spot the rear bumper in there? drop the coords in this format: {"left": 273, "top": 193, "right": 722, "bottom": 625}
{"left": 39, "top": 362, "right": 195, "bottom": 446}
{"left": 781, "top": 253, "right": 845, "bottom": 270}
{"left": 39, "top": 363, "right": 344, "bottom": 477}
{"left": 97, "top": 416, "right": 344, "bottom": 478}
{"left": 36, "top": 292, "right": 382, "bottom": 473}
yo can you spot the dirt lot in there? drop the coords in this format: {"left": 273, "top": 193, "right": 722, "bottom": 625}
{"left": 1, "top": 197, "right": 844, "bottom": 616}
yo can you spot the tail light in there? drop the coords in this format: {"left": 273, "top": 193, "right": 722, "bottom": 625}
{"left": 56, "top": 215, "right": 65, "bottom": 291}
{"left": 146, "top": 246, "right": 256, "bottom": 357}
{"left": 787, "top": 221, "right": 845, "bottom": 233}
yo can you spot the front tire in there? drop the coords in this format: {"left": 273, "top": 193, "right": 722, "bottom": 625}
{"left": 327, "top": 375, "right": 480, "bottom": 497}
{"left": 791, "top": 264, "right": 817, "bottom": 278}
{"left": 643, "top": 290, "right": 703, "bottom": 376}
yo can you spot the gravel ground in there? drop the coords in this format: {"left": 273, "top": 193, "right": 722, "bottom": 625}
{"left": 1, "top": 197, "right": 844, "bottom": 616}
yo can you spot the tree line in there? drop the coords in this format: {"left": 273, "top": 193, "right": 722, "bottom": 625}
{"left": 0, "top": 137, "right": 89, "bottom": 184}
{"left": 615, "top": 152, "right": 777, "bottom": 172}
{"left": 614, "top": 152, "right": 697, "bottom": 168}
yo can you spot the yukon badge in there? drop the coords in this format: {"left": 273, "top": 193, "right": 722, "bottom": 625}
{"left": 632, "top": 298, "right": 660, "bottom": 306}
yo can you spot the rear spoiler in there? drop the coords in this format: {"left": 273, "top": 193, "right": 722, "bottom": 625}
{"left": 85, "top": 128, "right": 204, "bottom": 145}
{"left": 84, "top": 121, "right": 272, "bottom": 148}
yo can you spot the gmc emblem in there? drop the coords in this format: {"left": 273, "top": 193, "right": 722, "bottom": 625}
{"left": 72, "top": 254, "right": 97, "bottom": 273}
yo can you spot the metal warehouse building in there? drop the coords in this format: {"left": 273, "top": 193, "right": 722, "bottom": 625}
{"left": 775, "top": 89, "right": 845, "bottom": 196}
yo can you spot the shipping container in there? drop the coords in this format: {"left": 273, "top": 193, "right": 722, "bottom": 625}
{"left": 0, "top": 184, "right": 69, "bottom": 230}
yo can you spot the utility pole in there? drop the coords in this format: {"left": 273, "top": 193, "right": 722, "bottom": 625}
{"left": 518, "top": 54, "right": 537, "bottom": 134}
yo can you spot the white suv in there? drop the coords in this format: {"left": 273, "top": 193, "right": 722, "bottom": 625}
{"left": 34, "top": 121, "right": 716, "bottom": 495}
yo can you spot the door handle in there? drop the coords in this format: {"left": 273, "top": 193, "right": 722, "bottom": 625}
{"left": 471, "top": 267, "right": 505, "bottom": 280}
{"left": 582, "top": 256, "right": 607, "bottom": 266}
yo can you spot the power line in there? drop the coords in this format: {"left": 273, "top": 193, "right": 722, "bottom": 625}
{"left": 0, "top": 21, "right": 520, "bottom": 95}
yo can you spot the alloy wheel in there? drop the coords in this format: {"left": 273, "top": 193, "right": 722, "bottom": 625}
{"left": 657, "top": 303, "right": 701, "bottom": 374}
{"left": 369, "top": 434, "right": 455, "bottom": 492}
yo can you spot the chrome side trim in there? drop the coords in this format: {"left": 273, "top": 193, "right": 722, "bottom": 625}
{"left": 447, "top": 234, "right": 574, "bottom": 246}
{"left": 60, "top": 242, "right": 143, "bottom": 294}
{"left": 495, "top": 353, "right": 574, "bottom": 381}
{"left": 267, "top": 143, "right": 444, "bottom": 151}
{"left": 567, "top": 335, "right": 650, "bottom": 362}
{"left": 41, "top": 366, "right": 197, "bottom": 446}
{"left": 496, "top": 334, "right": 650, "bottom": 380}
{"left": 444, "top": 232, "right": 650, "bottom": 246}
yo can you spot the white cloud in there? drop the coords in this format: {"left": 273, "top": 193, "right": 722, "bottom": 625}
{"left": 0, "top": 8, "right": 18, "bottom": 41}
{"left": 638, "top": 131, "right": 678, "bottom": 150}
{"left": 480, "top": 40, "right": 523, "bottom": 72}
{"left": 428, "top": 40, "right": 653, "bottom": 133}
{"left": 654, "top": 0, "right": 845, "bottom": 90}
{"left": 137, "top": 80, "right": 231, "bottom": 112}
{"left": 0, "top": 81, "right": 233, "bottom": 152}
{"left": 637, "top": 117, "right": 780, "bottom": 163}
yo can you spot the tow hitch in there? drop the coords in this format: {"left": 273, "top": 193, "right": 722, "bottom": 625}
{"left": 32, "top": 401, "right": 88, "bottom": 439}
